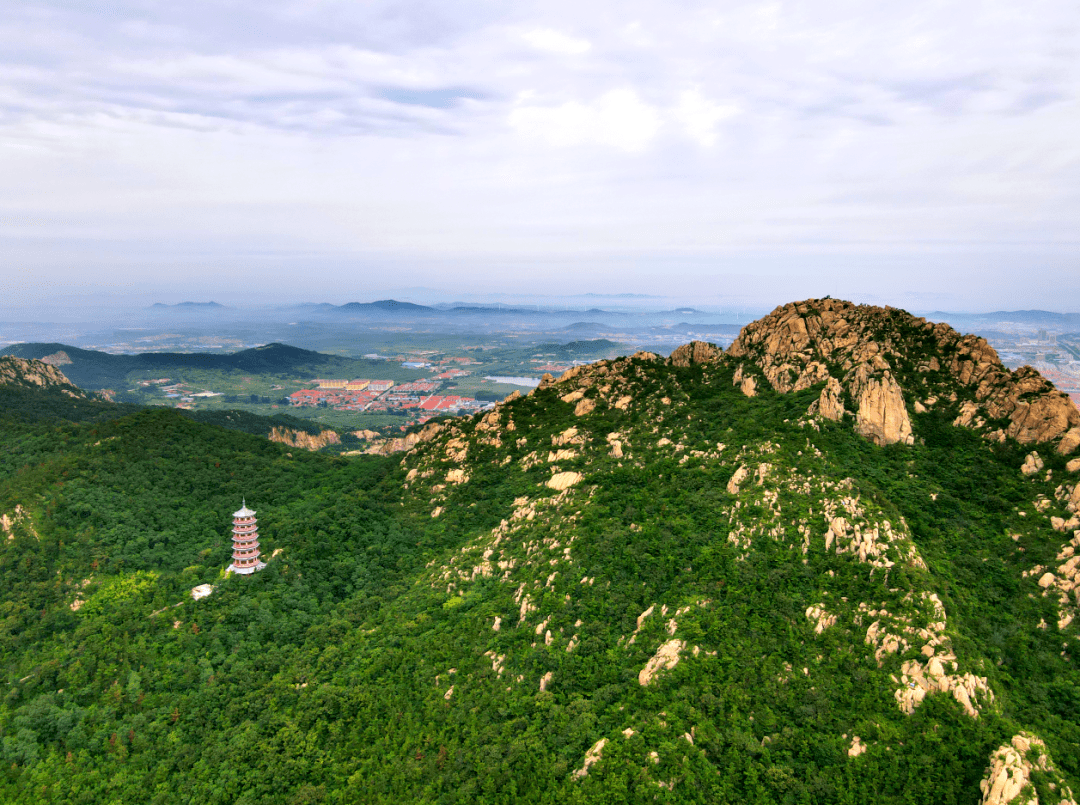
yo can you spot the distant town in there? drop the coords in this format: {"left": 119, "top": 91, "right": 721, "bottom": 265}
{"left": 123, "top": 350, "right": 598, "bottom": 431}
{"left": 289, "top": 377, "right": 491, "bottom": 422}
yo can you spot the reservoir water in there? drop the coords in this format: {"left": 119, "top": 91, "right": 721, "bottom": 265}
{"left": 485, "top": 375, "right": 541, "bottom": 388}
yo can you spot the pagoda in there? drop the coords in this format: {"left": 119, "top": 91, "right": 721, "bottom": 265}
{"left": 228, "top": 500, "right": 266, "bottom": 575}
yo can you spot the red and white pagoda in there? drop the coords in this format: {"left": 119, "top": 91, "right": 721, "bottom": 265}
{"left": 228, "top": 500, "right": 266, "bottom": 575}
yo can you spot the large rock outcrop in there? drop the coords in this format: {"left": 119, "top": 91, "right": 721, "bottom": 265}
{"left": 0, "top": 356, "right": 89, "bottom": 397}
{"left": 728, "top": 299, "right": 1080, "bottom": 451}
{"left": 851, "top": 369, "right": 914, "bottom": 447}
{"left": 979, "top": 733, "right": 1077, "bottom": 805}
{"left": 364, "top": 422, "right": 446, "bottom": 455}
{"left": 669, "top": 340, "right": 723, "bottom": 368}
{"left": 268, "top": 427, "right": 341, "bottom": 451}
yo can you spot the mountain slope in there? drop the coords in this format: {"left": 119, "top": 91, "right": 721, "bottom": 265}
{"left": 0, "top": 356, "right": 136, "bottom": 426}
{"left": 1, "top": 300, "right": 1079, "bottom": 804}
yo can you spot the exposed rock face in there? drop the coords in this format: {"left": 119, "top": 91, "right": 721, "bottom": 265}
{"left": 571, "top": 738, "right": 607, "bottom": 779}
{"left": 979, "top": 733, "right": 1077, "bottom": 805}
{"left": 0, "top": 504, "right": 37, "bottom": 541}
{"left": 574, "top": 398, "right": 596, "bottom": 417}
{"left": 728, "top": 299, "right": 1080, "bottom": 450}
{"left": 669, "top": 340, "right": 723, "bottom": 368}
{"left": 0, "top": 356, "right": 89, "bottom": 397}
{"left": 190, "top": 584, "right": 215, "bottom": 601}
{"left": 39, "top": 350, "right": 72, "bottom": 367}
{"left": 638, "top": 639, "right": 685, "bottom": 686}
{"left": 446, "top": 469, "right": 469, "bottom": 485}
{"left": 732, "top": 365, "right": 758, "bottom": 398}
{"left": 1021, "top": 452, "right": 1044, "bottom": 477}
{"left": 895, "top": 656, "right": 991, "bottom": 719}
{"left": 1059, "top": 428, "right": 1080, "bottom": 456}
{"left": 365, "top": 422, "right": 445, "bottom": 455}
{"left": 852, "top": 371, "right": 914, "bottom": 447}
{"left": 810, "top": 377, "right": 846, "bottom": 422}
{"left": 805, "top": 604, "right": 836, "bottom": 634}
{"left": 268, "top": 427, "right": 341, "bottom": 451}
{"left": 726, "top": 465, "right": 749, "bottom": 495}
{"left": 547, "top": 472, "right": 583, "bottom": 491}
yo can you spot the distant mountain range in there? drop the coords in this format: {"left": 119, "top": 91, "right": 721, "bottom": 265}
{"left": 278, "top": 300, "right": 730, "bottom": 319}
{"left": 931, "top": 309, "right": 1080, "bottom": 327}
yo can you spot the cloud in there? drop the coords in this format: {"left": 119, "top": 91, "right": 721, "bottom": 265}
{"left": 509, "top": 88, "right": 660, "bottom": 152}
{"left": 1, "top": 0, "right": 1079, "bottom": 308}
{"left": 377, "top": 86, "right": 486, "bottom": 109}
{"left": 674, "top": 89, "right": 739, "bottom": 146}
{"left": 521, "top": 28, "right": 591, "bottom": 55}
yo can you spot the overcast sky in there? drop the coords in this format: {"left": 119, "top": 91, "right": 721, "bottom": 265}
{"left": 2, "top": 0, "right": 1079, "bottom": 313}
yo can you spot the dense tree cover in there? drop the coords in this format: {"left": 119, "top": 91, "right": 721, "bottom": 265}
{"left": 182, "top": 409, "right": 342, "bottom": 441}
{"left": 1, "top": 354, "right": 1078, "bottom": 804}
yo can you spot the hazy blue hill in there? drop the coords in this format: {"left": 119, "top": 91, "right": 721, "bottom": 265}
{"left": 532, "top": 339, "right": 624, "bottom": 358}
{"left": 932, "top": 309, "right": 1080, "bottom": 327}
{"left": 448, "top": 305, "right": 546, "bottom": 315}
{"left": 561, "top": 322, "right": 608, "bottom": 332}
{"left": 670, "top": 322, "right": 742, "bottom": 334}
{"left": 218, "top": 343, "right": 328, "bottom": 372}
{"left": 336, "top": 299, "right": 437, "bottom": 315}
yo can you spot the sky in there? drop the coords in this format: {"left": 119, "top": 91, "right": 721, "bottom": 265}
{"left": 2, "top": 0, "right": 1079, "bottom": 314}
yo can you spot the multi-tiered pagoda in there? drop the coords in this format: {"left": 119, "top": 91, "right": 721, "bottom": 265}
{"left": 229, "top": 500, "right": 266, "bottom": 575}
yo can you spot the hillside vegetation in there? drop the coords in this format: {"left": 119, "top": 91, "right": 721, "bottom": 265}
{"left": 2, "top": 299, "right": 1080, "bottom": 805}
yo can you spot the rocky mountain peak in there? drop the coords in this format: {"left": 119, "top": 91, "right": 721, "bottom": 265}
{"left": 727, "top": 298, "right": 1080, "bottom": 452}
{"left": 0, "top": 355, "right": 89, "bottom": 397}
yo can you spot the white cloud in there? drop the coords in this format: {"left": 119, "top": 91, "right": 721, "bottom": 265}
{"left": 1, "top": 0, "right": 1079, "bottom": 307}
{"left": 520, "top": 28, "right": 591, "bottom": 55}
{"left": 509, "top": 88, "right": 661, "bottom": 152}
{"left": 674, "top": 89, "right": 739, "bottom": 146}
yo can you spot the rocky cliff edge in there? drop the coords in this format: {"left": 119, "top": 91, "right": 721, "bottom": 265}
{"left": 719, "top": 298, "right": 1080, "bottom": 451}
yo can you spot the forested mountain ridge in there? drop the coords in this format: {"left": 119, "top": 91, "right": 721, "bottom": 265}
{"left": 2, "top": 299, "right": 1080, "bottom": 804}
{"left": 0, "top": 342, "right": 347, "bottom": 390}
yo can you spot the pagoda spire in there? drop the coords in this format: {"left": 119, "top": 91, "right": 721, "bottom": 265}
{"left": 228, "top": 499, "right": 266, "bottom": 575}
